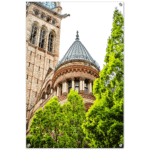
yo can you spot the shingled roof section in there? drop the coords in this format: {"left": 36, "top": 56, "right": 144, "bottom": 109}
{"left": 55, "top": 31, "right": 100, "bottom": 71}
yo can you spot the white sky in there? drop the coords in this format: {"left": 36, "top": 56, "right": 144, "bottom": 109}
{"left": 59, "top": 1, "right": 123, "bottom": 70}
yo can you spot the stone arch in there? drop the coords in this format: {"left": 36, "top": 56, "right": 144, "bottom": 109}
{"left": 41, "top": 92, "right": 46, "bottom": 99}
{"left": 39, "top": 25, "right": 48, "bottom": 49}
{"left": 46, "top": 84, "right": 51, "bottom": 94}
{"left": 49, "top": 29, "right": 56, "bottom": 37}
{"left": 40, "top": 12, "right": 45, "bottom": 19}
{"left": 48, "top": 29, "right": 56, "bottom": 53}
{"left": 29, "top": 21, "right": 39, "bottom": 45}
{"left": 33, "top": 8, "right": 39, "bottom": 16}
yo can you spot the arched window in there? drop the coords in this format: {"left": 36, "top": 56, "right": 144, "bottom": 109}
{"left": 30, "top": 26, "right": 37, "bottom": 44}
{"left": 48, "top": 32, "right": 54, "bottom": 52}
{"left": 68, "top": 81, "right": 72, "bottom": 93}
{"left": 46, "top": 16, "right": 50, "bottom": 22}
{"left": 42, "top": 92, "right": 45, "bottom": 99}
{"left": 39, "top": 29, "right": 46, "bottom": 48}
{"left": 52, "top": 18, "right": 56, "bottom": 25}
{"left": 47, "top": 84, "right": 51, "bottom": 94}
{"left": 41, "top": 13, "right": 45, "bottom": 19}
{"left": 34, "top": 9, "right": 39, "bottom": 15}
{"left": 75, "top": 79, "right": 79, "bottom": 92}
{"left": 84, "top": 79, "right": 88, "bottom": 94}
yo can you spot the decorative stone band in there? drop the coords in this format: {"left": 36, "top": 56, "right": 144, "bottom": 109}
{"left": 52, "top": 65, "right": 99, "bottom": 88}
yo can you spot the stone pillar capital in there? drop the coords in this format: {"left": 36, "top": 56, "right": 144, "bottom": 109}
{"left": 71, "top": 77, "right": 75, "bottom": 81}
{"left": 62, "top": 79, "right": 67, "bottom": 83}
{"left": 80, "top": 77, "right": 85, "bottom": 81}
{"left": 57, "top": 83, "right": 61, "bottom": 88}
{"left": 89, "top": 79, "right": 93, "bottom": 83}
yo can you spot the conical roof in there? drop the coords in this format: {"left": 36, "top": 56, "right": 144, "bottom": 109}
{"left": 55, "top": 31, "right": 100, "bottom": 70}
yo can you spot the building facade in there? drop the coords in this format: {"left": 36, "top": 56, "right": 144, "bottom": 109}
{"left": 26, "top": 2, "right": 100, "bottom": 135}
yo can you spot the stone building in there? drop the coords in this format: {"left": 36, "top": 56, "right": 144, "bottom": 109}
{"left": 26, "top": 2, "right": 100, "bottom": 135}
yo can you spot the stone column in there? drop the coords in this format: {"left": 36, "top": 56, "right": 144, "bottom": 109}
{"left": 51, "top": 88, "right": 53, "bottom": 94}
{"left": 29, "top": 46, "right": 38, "bottom": 106}
{"left": 82, "top": 78, "right": 85, "bottom": 93}
{"left": 66, "top": 81, "right": 68, "bottom": 94}
{"left": 79, "top": 77, "right": 85, "bottom": 93}
{"left": 26, "top": 40, "right": 29, "bottom": 54}
{"left": 43, "top": 33, "right": 48, "bottom": 80}
{"left": 89, "top": 80, "right": 93, "bottom": 94}
{"left": 54, "top": 88, "right": 57, "bottom": 96}
{"left": 59, "top": 85, "right": 61, "bottom": 96}
{"left": 45, "top": 94, "right": 48, "bottom": 99}
{"left": 62, "top": 79, "right": 67, "bottom": 95}
{"left": 35, "top": 26, "right": 41, "bottom": 46}
{"left": 80, "top": 78, "right": 82, "bottom": 92}
{"left": 57, "top": 85, "right": 60, "bottom": 97}
{"left": 28, "top": 28, "right": 41, "bottom": 105}
{"left": 71, "top": 77, "right": 75, "bottom": 90}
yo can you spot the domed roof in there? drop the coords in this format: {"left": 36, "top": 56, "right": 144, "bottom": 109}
{"left": 55, "top": 31, "right": 100, "bottom": 71}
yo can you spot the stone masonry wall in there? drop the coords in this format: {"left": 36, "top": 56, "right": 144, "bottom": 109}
{"left": 26, "top": 2, "right": 62, "bottom": 107}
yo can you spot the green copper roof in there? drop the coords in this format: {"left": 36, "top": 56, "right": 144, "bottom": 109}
{"left": 55, "top": 31, "right": 100, "bottom": 71}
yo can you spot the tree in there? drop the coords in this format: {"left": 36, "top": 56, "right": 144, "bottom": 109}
{"left": 26, "top": 108, "right": 46, "bottom": 148}
{"left": 43, "top": 96, "right": 62, "bottom": 146}
{"left": 58, "top": 89, "right": 86, "bottom": 148}
{"left": 26, "top": 96, "right": 61, "bottom": 148}
{"left": 82, "top": 9, "right": 124, "bottom": 148}
{"left": 26, "top": 90, "right": 87, "bottom": 148}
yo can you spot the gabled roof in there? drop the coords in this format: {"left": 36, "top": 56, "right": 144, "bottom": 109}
{"left": 55, "top": 31, "right": 100, "bottom": 71}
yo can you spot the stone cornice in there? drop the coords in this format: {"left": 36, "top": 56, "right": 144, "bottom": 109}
{"left": 30, "top": 2, "right": 70, "bottom": 20}
{"left": 52, "top": 65, "right": 99, "bottom": 85}
{"left": 28, "top": 43, "right": 58, "bottom": 57}
{"left": 31, "top": 2, "right": 61, "bottom": 19}
{"left": 55, "top": 59, "right": 99, "bottom": 72}
{"left": 28, "top": 42, "right": 36, "bottom": 48}
{"left": 32, "top": 13, "right": 60, "bottom": 28}
{"left": 38, "top": 47, "right": 46, "bottom": 52}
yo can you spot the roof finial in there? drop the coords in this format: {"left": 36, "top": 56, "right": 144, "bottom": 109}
{"left": 76, "top": 31, "right": 79, "bottom": 40}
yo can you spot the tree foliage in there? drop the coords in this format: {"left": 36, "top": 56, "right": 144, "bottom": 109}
{"left": 82, "top": 9, "right": 124, "bottom": 148}
{"left": 26, "top": 96, "right": 60, "bottom": 148}
{"left": 26, "top": 89, "right": 86, "bottom": 148}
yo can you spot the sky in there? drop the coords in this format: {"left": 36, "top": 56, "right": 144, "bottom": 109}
{"left": 59, "top": 1, "right": 123, "bottom": 70}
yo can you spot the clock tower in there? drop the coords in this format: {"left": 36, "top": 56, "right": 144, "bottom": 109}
{"left": 26, "top": 2, "right": 70, "bottom": 118}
